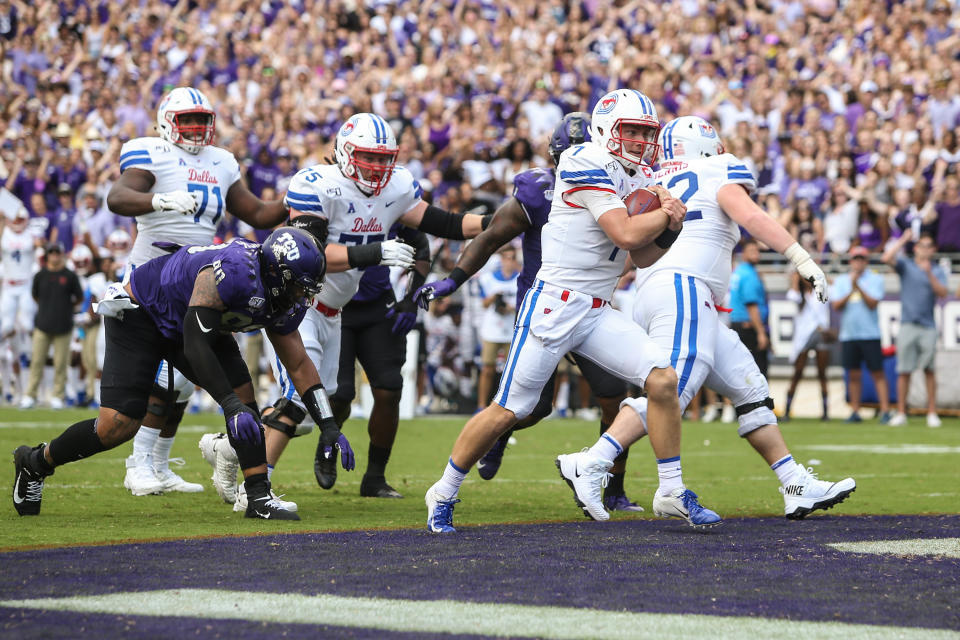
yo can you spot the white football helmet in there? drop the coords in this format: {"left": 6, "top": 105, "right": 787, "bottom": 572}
{"left": 334, "top": 113, "right": 398, "bottom": 195}
{"left": 590, "top": 89, "right": 661, "bottom": 169}
{"left": 658, "top": 116, "right": 725, "bottom": 165}
{"left": 156, "top": 87, "right": 216, "bottom": 154}
{"left": 70, "top": 244, "right": 93, "bottom": 276}
{"left": 106, "top": 228, "right": 132, "bottom": 256}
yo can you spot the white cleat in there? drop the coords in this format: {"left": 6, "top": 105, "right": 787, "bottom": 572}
{"left": 198, "top": 433, "right": 239, "bottom": 504}
{"left": 555, "top": 450, "right": 613, "bottom": 521}
{"left": 123, "top": 454, "right": 165, "bottom": 496}
{"left": 781, "top": 463, "right": 856, "bottom": 519}
{"left": 425, "top": 484, "right": 459, "bottom": 533}
{"left": 154, "top": 461, "right": 204, "bottom": 493}
{"left": 233, "top": 482, "right": 297, "bottom": 512}
{"left": 652, "top": 486, "right": 722, "bottom": 528}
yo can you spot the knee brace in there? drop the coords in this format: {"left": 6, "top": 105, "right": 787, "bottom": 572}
{"left": 146, "top": 400, "right": 168, "bottom": 417}
{"left": 263, "top": 397, "right": 311, "bottom": 437}
{"left": 167, "top": 401, "right": 187, "bottom": 430}
{"left": 736, "top": 397, "right": 776, "bottom": 437}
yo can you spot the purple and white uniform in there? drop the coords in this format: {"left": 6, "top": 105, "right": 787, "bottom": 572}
{"left": 129, "top": 239, "right": 306, "bottom": 340}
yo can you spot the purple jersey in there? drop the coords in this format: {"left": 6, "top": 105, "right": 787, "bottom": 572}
{"left": 513, "top": 167, "right": 555, "bottom": 307}
{"left": 129, "top": 238, "right": 306, "bottom": 340}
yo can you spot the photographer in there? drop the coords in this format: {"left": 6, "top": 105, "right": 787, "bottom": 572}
{"left": 476, "top": 246, "right": 520, "bottom": 412}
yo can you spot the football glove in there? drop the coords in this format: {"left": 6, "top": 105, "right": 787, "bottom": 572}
{"left": 413, "top": 277, "right": 458, "bottom": 310}
{"left": 379, "top": 239, "right": 416, "bottom": 269}
{"left": 222, "top": 394, "right": 262, "bottom": 445}
{"left": 784, "top": 242, "right": 828, "bottom": 303}
{"left": 152, "top": 190, "right": 201, "bottom": 216}
{"left": 386, "top": 298, "right": 418, "bottom": 335}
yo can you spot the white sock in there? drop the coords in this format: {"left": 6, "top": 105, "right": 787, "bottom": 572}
{"left": 656, "top": 456, "right": 684, "bottom": 496}
{"left": 153, "top": 436, "right": 174, "bottom": 472}
{"left": 556, "top": 380, "right": 570, "bottom": 412}
{"left": 588, "top": 433, "right": 622, "bottom": 462}
{"left": 771, "top": 454, "right": 800, "bottom": 486}
{"left": 434, "top": 458, "right": 467, "bottom": 499}
{"left": 267, "top": 464, "right": 274, "bottom": 481}
{"left": 133, "top": 426, "right": 160, "bottom": 461}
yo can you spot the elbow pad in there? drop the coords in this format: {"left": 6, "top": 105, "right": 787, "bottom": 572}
{"left": 418, "top": 205, "right": 467, "bottom": 240}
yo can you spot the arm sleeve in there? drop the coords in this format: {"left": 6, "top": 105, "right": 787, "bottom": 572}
{"left": 182, "top": 306, "right": 234, "bottom": 404}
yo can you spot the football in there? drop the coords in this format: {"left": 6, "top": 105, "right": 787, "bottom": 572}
{"left": 624, "top": 187, "right": 661, "bottom": 216}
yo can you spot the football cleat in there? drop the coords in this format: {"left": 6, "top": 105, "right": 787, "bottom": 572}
{"left": 233, "top": 482, "right": 298, "bottom": 512}
{"left": 243, "top": 484, "right": 301, "bottom": 521}
{"left": 555, "top": 450, "right": 613, "bottom": 521}
{"left": 314, "top": 449, "right": 337, "bottom": 490}
{"left": 781, "top": 464, "right": 856, "bottom": 520}
{"left": 123, "top": 454, "right": 165, "bottom": 496}
{"left": 153, "top": 463, "right": 204, "bottom": 493}
{"left": 198, "top": 433, "right": 239, "bottom": 504}
{"left": 425, "top": 484, "right": 459, "bottom": 533}
{"left": 476, "top": 434, "right": 510, "bottom": 481}
{"left": 603, "top": 493, "right": 645, "bottom": 513}
{"left": 13, "top": 444, "right": 49, "bottom": 516}
{"left": 360, "top": 474, "right": 403, "bottom": 498}
{"left": 653, "top": 487, "right": 722, "bottom": 528}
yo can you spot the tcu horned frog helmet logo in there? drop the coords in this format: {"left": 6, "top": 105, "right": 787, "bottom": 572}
{"left": 334, "top": 113, "right": 399, "bottom": 196}
{"left": 261, "top": 228, "right": 326, "bottom": 309}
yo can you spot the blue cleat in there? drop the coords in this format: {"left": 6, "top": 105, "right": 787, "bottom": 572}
{"left": 425, "top": 485, "right": 460, "bottom": 533}
{"left": 477, "top": 435, "right": 510, "bottom": 480}
{"left": 603, "top": 493, "right": 644, "bottom": 513}
{"left": 653, "top": 487, "right": 722, "bottom": 528}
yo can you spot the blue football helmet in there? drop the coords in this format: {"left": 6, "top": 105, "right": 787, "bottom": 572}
{"left": 261, "top": 228, "right": 326, "bottom": 309}
{"left": 549, "top": 112, "right": 591, "bottom": 165}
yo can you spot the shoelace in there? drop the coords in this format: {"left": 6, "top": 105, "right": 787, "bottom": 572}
{"left": 26, "top": 478, "right": 44, "bottom": 502}
{"left": 433, "top": 498, "right": 460, "bottom": 527}
{"left": 583, "top": 461, "right": 612, "bottom": 504}
{"left": 168, "top": 457, "right": 187, "bottom": 467}
{"left": 681, "top": 489, "right": 703, "bottom": 515}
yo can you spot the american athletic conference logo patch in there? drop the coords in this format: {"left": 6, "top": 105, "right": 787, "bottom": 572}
{"left": 596, "top": 93, "right": 618, "bottom": 114}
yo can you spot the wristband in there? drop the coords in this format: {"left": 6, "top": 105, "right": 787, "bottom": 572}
{"left": 449, "top": 267, "right": 469, "bottom": 287}
{"left": 654, "top": 226, "right": 681, "bottom": 249}
{"left": 347, "top": 242, "right": 382, "bottom": 268}
{"left": 303, "top": 383, "right": 334, "bottom": 425}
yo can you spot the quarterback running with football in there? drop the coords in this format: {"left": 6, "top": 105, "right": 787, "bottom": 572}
{"left": 107, "top": 87, "right": 290, "bottom": 498}
{"left": 422, "top": 90, "right": 723, "bottom": 533}
{"left": 201, "top": 113, "right": 489, "bottom": 512}
{"left": 558, "top": 116, "right": 855, "bottom": 521}
{"left": 415, "top": 112, "right": 644, "bottom": 513}
{"left": 13, "top": 228, "right": 349, "bottom": 521}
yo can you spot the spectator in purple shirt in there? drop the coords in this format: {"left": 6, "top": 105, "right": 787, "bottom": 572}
{"left": 7, "top": 155, "right": 49, "bottom": 216}
{"left": 934, "top": 175, "right": 960, "bottom": 252}
{"left": 48, "top": 183, "right": 77, "bottom": 252}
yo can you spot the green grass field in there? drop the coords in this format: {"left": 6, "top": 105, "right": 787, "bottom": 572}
{"left": 1, "top": 408, "right": 957, "bottom": 549}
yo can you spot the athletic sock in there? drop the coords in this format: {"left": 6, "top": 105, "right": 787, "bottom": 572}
{"left": 556, "top": 380, "right": 570, "bottom": 414}
{"left": 153, "top": 436, "right": 174, "bottom": 472}
{"left": 434, "top": 458, "right": 467, "bottom": 499}
{"left": 605, "top": 471, "right": 625, "bottom": 498}
{"left": 821, "top": 393, "right": 829, "bottom": 418}
{"left": 48, "top": 418, "right": 106, "bottom": 466}
{"left": 366, "top": 444, "right": 391, "bottom": 478}
{"left": 266, "top": 464, "right": 274, "bottom": 481}
{"left": 589, "top": 433, "right": 622, "bottom": 462}
{"left": 784, "top": 393, "right": 794, "bottom": 416}
{"left": 771, "top": 454, "right": 800, "bottom": 486}
{"left": 656, "top": 456, "right": 683, "bottom": 496}
{"left": 132, "top": 426, "right": 160, "bottom": 461}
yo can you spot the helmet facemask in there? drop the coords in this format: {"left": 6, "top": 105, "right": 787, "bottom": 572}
{"left": 340, "top": 143, "right": 397, "bottom": 196}
{"left": 606, "top": 119, "right": 661, "bottom": 168}
{"left": 164, "top": 110, "right": 216, "bottom": 154}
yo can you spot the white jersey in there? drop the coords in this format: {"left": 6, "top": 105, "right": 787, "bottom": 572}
{"left": 635, "top": 153, "right": 757, "bottom": 301}
{"left": 1, "top": 226, "right": 37, "bottom": 283}
{"left": 538, "top": 142, "right": 651, "bottom": 300}
{"left": 286, "top": 164, "right": 423, "bottom": 309}
{"left": 117, "top": 137, "right": 242, "bottom": 267}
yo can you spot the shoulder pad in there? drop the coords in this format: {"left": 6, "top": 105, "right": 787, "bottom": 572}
{"left": 512, "top": 168, "right": 554, "bottom": 209}
{"left": 119, "top": 138, "right": 157, "bottom": 172}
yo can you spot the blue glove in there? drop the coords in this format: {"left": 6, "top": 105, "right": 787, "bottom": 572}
{"left": 413, "top": 277, "right": 458, "bottom": 310}
{"left": 222, "top": 395, "right": 262, "bottom": 444}
{"left": 386, "top": 303, "right": 418, "bottom": 335}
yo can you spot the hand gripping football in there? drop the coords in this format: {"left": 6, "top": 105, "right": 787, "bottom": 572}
{"left": 624, "top": 187, "right": 661, "bottom": 216}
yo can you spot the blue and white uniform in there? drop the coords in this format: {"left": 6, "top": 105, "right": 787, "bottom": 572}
{"left": 493, "top": 142, "right": 669, "bottom": 419}
{"left": 625, "top": 153, "right": 777, "bottom": 435}
{"left": 117, "top": 137, "right": 243, "bottom": 403}
{"left": 268, "top": 164, "right": 422, "bottom": 411}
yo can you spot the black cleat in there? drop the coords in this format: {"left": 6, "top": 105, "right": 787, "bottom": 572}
{"left": 314, "top": 449, "right": 337, "bottom": 490}
{"left": 360, "top": 474, "right": 403, "bottom": 498}
{"left": 244, "top": 481, "right": 301, "bottom": 521}
{"left": 13, "top": 444, "right": 50, "bottom": 516}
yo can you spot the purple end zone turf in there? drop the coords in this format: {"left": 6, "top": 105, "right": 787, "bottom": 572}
{"left": 0, "top": 515, "right": 957, "bottom": 638}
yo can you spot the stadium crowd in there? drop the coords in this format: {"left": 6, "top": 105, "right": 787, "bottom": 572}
{"left": 2, "top": 0, "right": 960, "bottom": 413}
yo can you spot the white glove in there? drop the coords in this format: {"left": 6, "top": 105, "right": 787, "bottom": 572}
{"left": 784, "top": 242, "right": 828, "bottom": 303}
{"left": 152, "top": 191, "right": 201, "bottom": 216}
{"left": 379, "top": 239, "right": 416, "bottom": 269}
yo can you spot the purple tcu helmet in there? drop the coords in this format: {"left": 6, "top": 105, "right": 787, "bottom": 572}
{"left": 549, "top": 112, "right": 591, "bottom": 165}
{"left": 261, "top": 227, "right": 326, "bottom": 309}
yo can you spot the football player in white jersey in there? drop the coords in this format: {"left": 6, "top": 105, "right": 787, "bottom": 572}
{"left": 564, "top": 115, "right": 855, "bottom": 520}
{"left": 1, "top": 207, "right": 39, "bottom": 404}
{"left": 424, "top": 89, "right": 723, "bottom": 533}
{"left": 106, "top": 87, "right": 291, "bottom": 497}
{"left": 202, "top": 112, "right": 490, "bottom": 512}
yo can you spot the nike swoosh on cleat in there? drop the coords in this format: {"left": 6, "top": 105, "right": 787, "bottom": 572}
{"left": 255, "top": 511, "right": 271, "bottom": 519}
{"left": 13, "top": 473, "right": 24, "bottom": 504}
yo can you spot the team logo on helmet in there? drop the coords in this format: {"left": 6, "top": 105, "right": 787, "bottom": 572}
{"left": 698, "top": 123, "right": 717, "bottom": 138}
{"left": 340, "top": 121, "right": 356, "bottom": 137}
{"left": 597, "top": 94, "right": 619, "bottom": 114}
